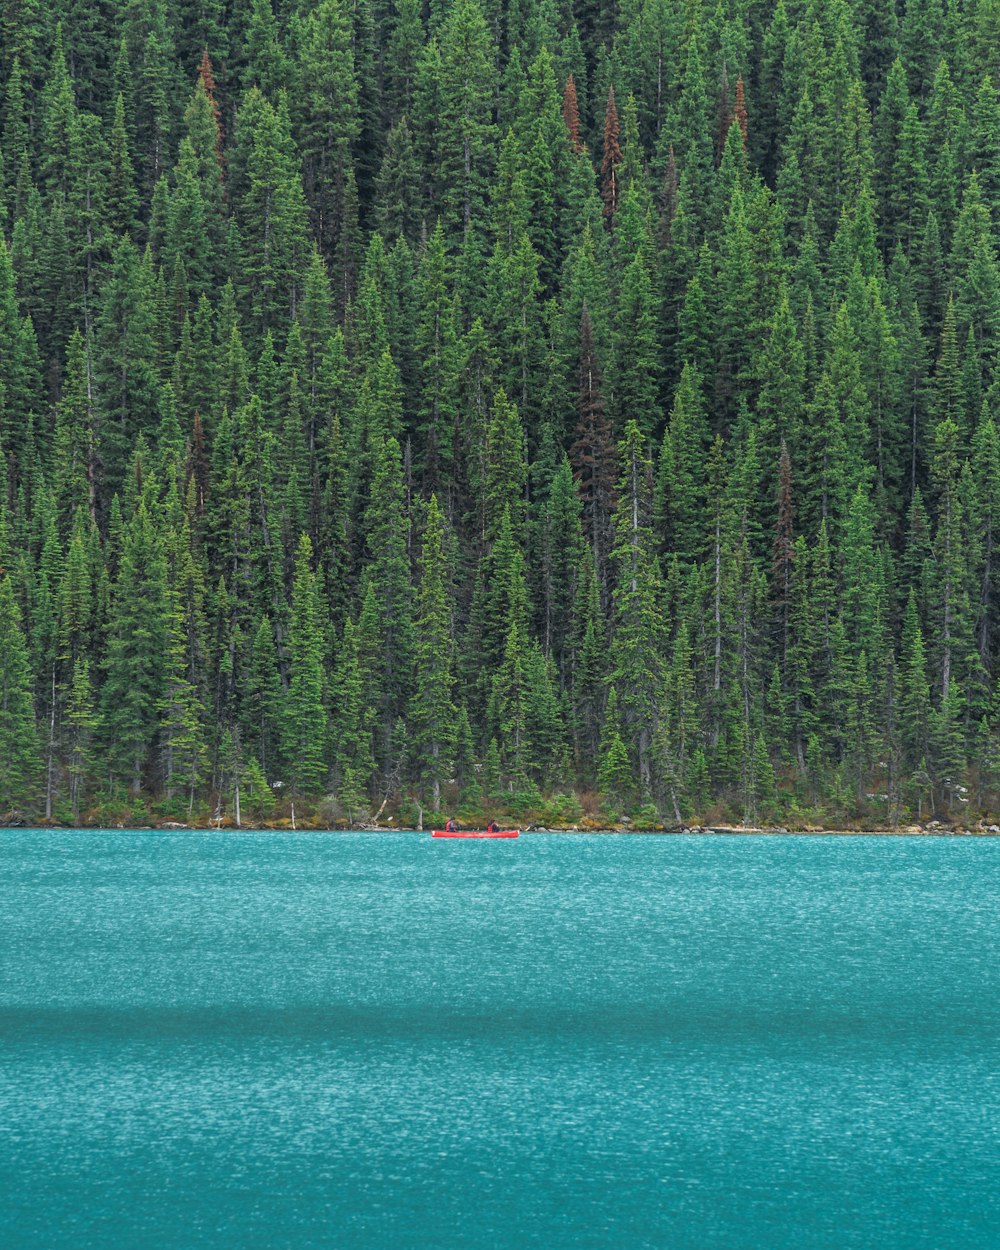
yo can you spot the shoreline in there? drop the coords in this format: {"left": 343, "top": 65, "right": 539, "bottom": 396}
{"left": 2, "top": 822, "right": 999, "bottom": 837}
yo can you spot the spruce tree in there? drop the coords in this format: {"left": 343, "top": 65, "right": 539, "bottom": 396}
{"left": 570, "top": 304, "right": 616, "bottom": 600}
{"left": 65, "top": 657, "right": 97, "bottom": 819}
{"left": 659, "top": 363, "right": 711, "bottom": 563}
{"left": 236, "top": 89, "right": 311, "bottom": 331}
{"left": 609, "top": 420, "right": 666, "bottom": 789}
{"left": 410, "top": 495, "right": 456, "bottom": 810}
{"left": 434, "top": 0, "right": 497, "bottom": 242}
{"left": 297, "top": 0, "right": 360, "bottom": 262}
{"left": 101, "top": 496, "right": 170, "bottom": 794}
{"left": 596, "top": 686, "right": 634, "bottom": 808}
{"left": 600, "top": 84, "right": 622, "bottom": 222}
{"left": 362, "top": 435, "right": 415, "bottom": 769}
{"left": 0, "top": 576, "right": 39, "bottom": 811}
{"left": 282, "top": 534, "right": 328, "bottom": 798}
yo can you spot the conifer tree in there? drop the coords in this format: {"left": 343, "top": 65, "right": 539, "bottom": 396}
{"left": 332, "top": 607, "right": 377, "bottom": 811}
{"left": 434, "top": 0, "right": 497, "bottom": 242}
{"left": 242, "top": 0, "right": 289, "bottom": 100}
{"left": 101, "top": 496, "right": 170, "bottom": 793}
{"left": 236, "top": 89, "right": 310, "bottom": 330}
{"left": 243, "top": 614, "right": 284, "bottom": 778}
{"left": 159, "top": 590, "right": 207, "bottom": 808}
{"left": 482, "top": 387, "right": 528, "bottom": 542}
{"left": 283, "top": 534, "right": 328, "bottom": 798}
{"left": 181, "top": 66, "right": 226, "bottom": 273}
{"left": 107, "top": 93, "right": 140, "bottom": 238}
{"left": 660, "top": 364, "right": 710, "bottom": 562}
{"left": 0, "top": 575, "right": 39, "bottom": 810}
{"left": 297, "top": 0, "right": 360, "bottom": 260}
{"left": 562, "top": 75, "right": 583, "bottom": 153}
{"left": 539, "top": 455, "right": 585, "bottom": 679}
{"left": 410, "top": 495, "right": 456, "bottom": 810}
{"left": 373, "top": 117, "right": 423, "bottom": 242}
{"left": 601, "top": 84, "right": 622, "bottom": 221}
{"left": 570, "top": 304, "right": 616, "bottom": 599}
{"left": 597, "top": 686, "right": 634, "bottom": 807}
{"left": 94, "top": 238, "right": 162, "bottom": 496}
{"left": 414, "top": 222, "right": 457, "bottom": 491}
{"left": 64, "top": 657, "right": 96, "bottom": 819}
{"left": 609, "top": 419, "right": 666, "bottom": 789}
{"left": 972, "top": 417, "right": 1000, "bottom": 675}
{"left": 929, "top": 417, "right": 972, "bottom": 708}
{"left": 487, "top": 616, "right": 534, "bottom": 790}
{"left": 159, "top": 513, "right": 208, "bottom": 807}
{"left": 899, "top": 589, "right": 932, "bottom": 773}
{"left": 363, "top": 435, "right": 415, "bottom": 767}
{"left": 614, "top": 244, "right": 661, "bottom": 440}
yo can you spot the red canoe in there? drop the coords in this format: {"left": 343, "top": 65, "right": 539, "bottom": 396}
{"left": 431, "top": 829, "right": 520, "bottom": 839}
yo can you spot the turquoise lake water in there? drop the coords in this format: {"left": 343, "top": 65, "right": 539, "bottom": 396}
{"left": 1, "top": 830, "right": 998, "bottom": 1250}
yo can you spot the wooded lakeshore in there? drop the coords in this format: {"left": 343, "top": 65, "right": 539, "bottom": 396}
{"left": 2, "top": 0, "right": 1000, "bottom": 830}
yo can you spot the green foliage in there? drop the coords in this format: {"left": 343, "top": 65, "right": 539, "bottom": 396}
{"left": 0, "top": 576, "right": 40, "bottom": 809}
{"left": 597, "top": 687, "right": 634, "bottom": 808}
{"left": 1, "top": 0, "right": 1000, "bottom": 826}
{"left": 100, "top": 496, "right": 170, "bottom": 794}
{"left": 610, "top": 421, "right": 666, "bottom": 790}
{"left": 410, "top": 495, "right": 457, "bottom": 809}
{"left": 283, "top": 534, "right": 328, "bottom": 797}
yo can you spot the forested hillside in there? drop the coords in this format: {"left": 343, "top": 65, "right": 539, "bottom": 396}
{"left": 1, "top": 0, "right": 1000, "bottom": 826}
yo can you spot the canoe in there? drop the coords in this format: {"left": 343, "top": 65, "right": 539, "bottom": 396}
{"left": 431, "top": 829, "right": 520, "bottom": 839}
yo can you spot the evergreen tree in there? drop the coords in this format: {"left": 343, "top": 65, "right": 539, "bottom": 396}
{"left": 243, "top": 614, "right": 284, "bottom": 778}
{"left": 283, "top": 534, "right": 328, "bottom": 798}
{"left": 614, "top": 242, "right": 661, "bottom": 440}
{"left": 487, "top": 616, "right": 534, "bottom": 788}
{"left": 539, "top": 455, "right": 584, "bottom": 680}
{"left": 297, "top": 0, "right": 360, "bottom": 268}
{"left": 236, "top": 89, "right": 311, "bottom": 330}
{"left": 570, "top": 304, "right": 616, "bottom": 599}
{"left": 363, "top": 435, "right": 415, "bottom": 769}
{"left": 65, "top": 657, "right": 96, "bottom": 819}
{"left": 410, "top": 495, "right": 456, "bottom": 809}
{"left": 101, "top": 496, "right": 170, "bottom": 793}
{"left": 482, "top": 387, "right": 528, "bottom": 541}
{"left": 414, "top": 222, "right": 457, "bottom": 491}
{"left": 373, "top": 117, "right": 423, "bottom": 242}
{"left": 609, "top": 420, "right": 666, "bottom": 789}
{"left": 659, "top": 363, "right": 710, "bottom": 562}
{"left": 899, "top": 589, "right": 932, "bottom": 773}
{"left": 107, "top": 92, "right": 140, "bottom": 238}
{"left": 434, "top": 0, "right": 497, "bottom": 242}
{"left": 601, "top": 84, "right": 622, "bottom": 221}
{"left": 0, "top": 576, "right": 39, "bottom": 810}
{"left": 597, "top": 686, "right": 634, "bottom": 807}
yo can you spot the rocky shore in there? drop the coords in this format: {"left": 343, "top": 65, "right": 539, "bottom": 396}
{"left": 5, "top": 813, "right": 1000, "bottom": 836}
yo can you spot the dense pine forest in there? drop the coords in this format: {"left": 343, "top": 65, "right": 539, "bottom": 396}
{"left": 2, "top": 0, "right": 1000, "bottom": 827}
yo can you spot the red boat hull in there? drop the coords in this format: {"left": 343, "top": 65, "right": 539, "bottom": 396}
{"left": 431, "top": 829, "right": 520, "bottom": 838}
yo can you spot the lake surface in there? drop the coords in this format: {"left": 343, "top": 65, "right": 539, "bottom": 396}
{"left": 1, "top": 830, "right": 998, "bottom": 1249}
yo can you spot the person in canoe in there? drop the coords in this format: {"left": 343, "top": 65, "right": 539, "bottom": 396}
{"left": 445, "top": 817, "right": 458, "bottom": 833}
{"left": 487, "top": 820, "right": 501, "bottom": 834}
